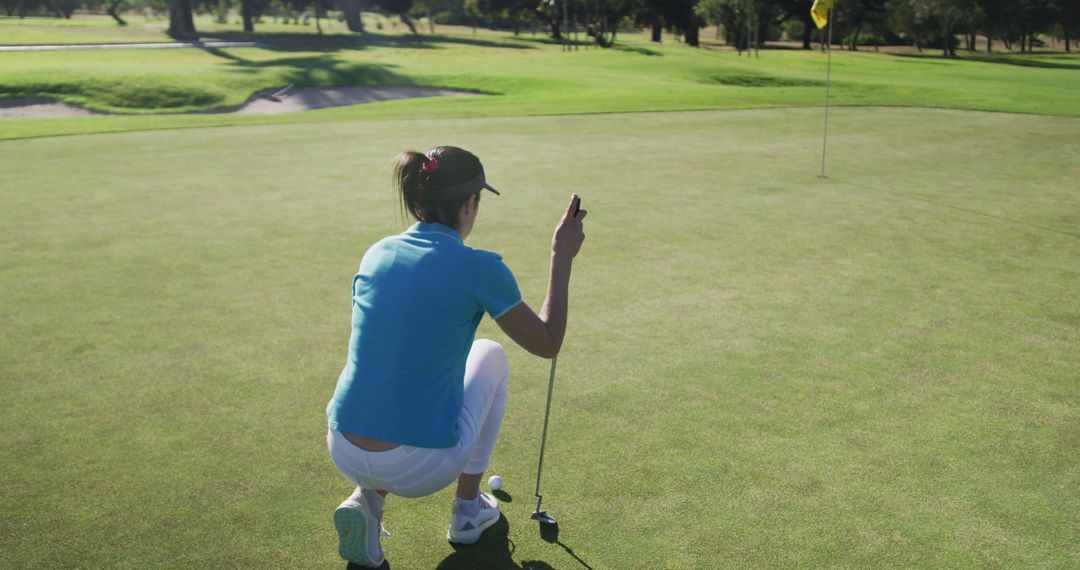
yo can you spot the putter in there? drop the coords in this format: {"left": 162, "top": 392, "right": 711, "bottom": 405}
{"left": 533, "top": 197, "right": 582, "bottom": 526}
{"left": 532, "top": 355, "right": 559, "bottom": 525}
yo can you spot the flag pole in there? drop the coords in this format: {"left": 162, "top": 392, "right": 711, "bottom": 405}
{"left": 819, "top": 8, "right": 833, "bottom": 178}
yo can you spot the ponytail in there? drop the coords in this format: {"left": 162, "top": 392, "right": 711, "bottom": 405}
{"left": 392, "top": 147, "right": 480, "bottom": 229}
{"left": 393, "top": 151, "right": 428, "bottom": 224}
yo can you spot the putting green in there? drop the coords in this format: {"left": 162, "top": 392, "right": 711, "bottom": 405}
{"left": 1, "top": 107, "right": 1077, "bottom": 568}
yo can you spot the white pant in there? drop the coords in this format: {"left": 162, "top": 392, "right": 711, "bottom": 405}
{"left": 327, "top": 339, "right": 510, "bottom": 498}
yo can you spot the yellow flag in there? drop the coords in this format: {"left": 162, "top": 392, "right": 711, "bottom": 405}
{"left": 811, "top": 0, "right": 834, "bottom": 29}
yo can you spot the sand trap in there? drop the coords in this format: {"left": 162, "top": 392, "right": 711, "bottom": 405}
{"left": 0, "top": 85, "right": 479, "bottom": 119}
{"left": 0, "top": 98, "right": 105, "bottom": 118}
{"left": 233, "top": 85, "right": 477, "bottom": 115}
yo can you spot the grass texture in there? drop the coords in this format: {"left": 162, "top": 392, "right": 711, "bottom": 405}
{"left": 1, "top": 107, "right": 1077, "bottom": 568}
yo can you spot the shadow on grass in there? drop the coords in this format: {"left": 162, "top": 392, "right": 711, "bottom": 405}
{"left": 516, "top": 36, "right": 591, "bottom": 48}
{"left": 199, "top": 45, "right": 247, "bottom": 61}
{"left": 227, "top": 55, "right": 420, "bottom": 88}
{"left": 702, "top": 73, "right": 824, "bottom": 87}
{"left": 347, "top": 560, "right": 391, "bottom": 570}
{"left": 615, "top": 45, "right": 662, "bottom": 56}
{"left": 341, "top": 519, "right": 591, "bottom": 570}
{"left": 759, "top": 43, "right": 817, "bottom": 51}
{"left": 894, "top": 52, "right": 1080, "bottom": 70}
{"left": 199, "top": 30, "right": 534, "bottom": 52}
{"left": 433, "top": 515, "right": 545, "bottom": 569}
{"left": 200, "top": 49, "right": 497, "bottom": 97}
{"left": 964, "top": 54, "right": 1080, "bottom": 70}
{"left": 196, "top": 47, "right": 414, "bottom": 86}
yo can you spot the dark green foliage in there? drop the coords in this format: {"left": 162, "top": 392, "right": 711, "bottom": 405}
{"left": 835, "top": 0, "right": 888, "bottom": 50}
{"left": 663, "top": 0, "right": 706, "bottom": 45}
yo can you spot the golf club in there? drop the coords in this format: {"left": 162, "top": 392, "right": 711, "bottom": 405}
{"left": 532, "top": 355, "right": 559, "bottom": 525}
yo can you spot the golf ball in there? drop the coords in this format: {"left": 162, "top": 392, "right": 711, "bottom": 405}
{"left": 488, "top": 475, "right": 503, "bottom": 491}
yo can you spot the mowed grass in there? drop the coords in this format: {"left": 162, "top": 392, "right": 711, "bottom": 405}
{"left": 1, "top": 19, "right": 1079, "bottom": 141}
{"left": 1, "top": 107, "right": 1077, "bottom": 568}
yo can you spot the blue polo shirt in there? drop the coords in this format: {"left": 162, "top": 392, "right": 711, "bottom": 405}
{"left": 326, "top": 222, "right": 522, "bottom": 448}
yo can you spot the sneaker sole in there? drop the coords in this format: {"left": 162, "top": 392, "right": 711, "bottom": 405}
{"left": 334, "top": 505, "right": 382, "bottom": 567}
{"left": 447, "top": 513, "right": 500, "bottom": 545}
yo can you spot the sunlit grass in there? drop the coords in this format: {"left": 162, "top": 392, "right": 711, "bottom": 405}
{"left": 1, "top": 107, "right": 1077, "bottom": 568}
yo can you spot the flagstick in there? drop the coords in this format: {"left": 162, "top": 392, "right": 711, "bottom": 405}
{"left": 819, "top": 8, "right": 833, "bottom": 178}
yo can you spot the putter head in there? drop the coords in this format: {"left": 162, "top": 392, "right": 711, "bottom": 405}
{"left": 531, "top": 510, "right": 557, "bottom": 525}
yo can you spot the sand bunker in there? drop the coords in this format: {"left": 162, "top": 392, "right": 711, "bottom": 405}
{"left": 0, "top": 98, "right": 104, "bottom": 118}
{"left": 234, "top": 85, "right": 476, "bottom": 115}
{"left": 0, "top": 85, "right": 479, "bottom": 119}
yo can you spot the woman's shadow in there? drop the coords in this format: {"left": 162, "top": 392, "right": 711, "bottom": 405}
{"left": 347, "top": 490, "right": 591, "bottom": 570}
{"left": 436, "top": 514, "right": 555, "bottom": 569}
{"left": 345, "top": 514, "right": 561, "bottom": 570}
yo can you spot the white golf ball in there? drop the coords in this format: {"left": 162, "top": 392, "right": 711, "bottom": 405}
{"left": 488, "top": 475, "right": 503, "bottom": 491}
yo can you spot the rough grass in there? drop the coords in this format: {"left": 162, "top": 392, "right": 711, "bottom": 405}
{"left": 1, "top": 107, "right": 1077, "bottom": 568}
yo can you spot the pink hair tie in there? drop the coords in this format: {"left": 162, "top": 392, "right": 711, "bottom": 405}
{"left": 421, "top": 156, "right": 439, "bottom": 174}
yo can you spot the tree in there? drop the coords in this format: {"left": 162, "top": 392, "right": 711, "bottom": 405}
{"left": 975, "top": 0, "right": 1009, "bottom": 51}
{"left": 51, "top": 0, "right": 79, "bottom": 17}
{"left": 340, "top": 0, "right": 366, "bottom": 32}
{"left": 470, "top": 0, "right": 535, "bottom": 35}
{"left": 582, "top": 0, "right": 642, "bottom": 46}
{"left": 835, "top": 0, "right": 888, "bottom": 50}
{"left": 695, "top": 0, "right": 751, "bottom": 49}
{"left": 887, "top": 0, "right": 929, "bottom": 50}
{"left": 978, "top": 0, "right": 1054, "bottom": 52}
{"left": 241, "top": 0, "right": 254, "bottom": 31}
{"left": 532, "top": 0, "right": 564, "bottom": 40}
{"left": 1056, "top": 0, "right": 1080, "bottom": 51}
{"left": 1013, "top": 0, "right": 1055, "bottom": 52}
{"left": 631, "top": 0, "right": 665, "bottom": 42}
{"left": 776, "top": 0, "right": 815, "bottom": 48}
{"left": 907, "top": 0, "right": 977, "bottom": 55}
{"left": 412, "top": 0, "right": 456, "bottom": 33}
{"left": 167, "top": 0, "right": 197, "bottom": 38}
{"left": 659, "top": 0, "right": 705, "bottom": 46}
{"left": 107, "top": 0, "right": 129, "bottom": 25}
{"left": 376, "top": 0, "right": 420, "bottom": 32}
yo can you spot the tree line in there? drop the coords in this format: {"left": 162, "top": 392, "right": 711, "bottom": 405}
{"left": 4, "top": 0, "right": 1077, "bottom": 54}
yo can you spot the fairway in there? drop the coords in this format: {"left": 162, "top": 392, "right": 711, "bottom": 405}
{"left": 2, "top": 106, "right": 1077, "bottom": 568}
{"left": 3, "top": 25, "right": 1080, "bottom": 141}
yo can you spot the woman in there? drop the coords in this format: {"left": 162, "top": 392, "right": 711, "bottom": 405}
{"left": 326, "top": 146, "right": 587, "bottom": 567}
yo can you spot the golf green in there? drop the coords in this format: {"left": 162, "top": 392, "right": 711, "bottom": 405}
{"left": 1, "top": 106, "right": 1077, "bottom": 568}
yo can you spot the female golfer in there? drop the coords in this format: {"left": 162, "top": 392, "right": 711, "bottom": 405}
{"left": 326, "top": 146, "right": 586, "bottom": 567}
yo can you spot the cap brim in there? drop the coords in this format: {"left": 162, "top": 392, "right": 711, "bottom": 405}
{"left": 439, "top": 174, "right": 501, "bottom": 197}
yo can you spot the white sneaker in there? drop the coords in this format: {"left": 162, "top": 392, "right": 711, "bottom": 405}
{"left": 447, "top": 491, "right": 500, "bottom": 544}
{"left": 334, "top": 488, "right": 388, "bottom": 567}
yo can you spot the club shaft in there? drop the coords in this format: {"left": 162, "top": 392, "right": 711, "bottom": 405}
{"left": 534, "top": 355, "right": 558, "bottom": 512}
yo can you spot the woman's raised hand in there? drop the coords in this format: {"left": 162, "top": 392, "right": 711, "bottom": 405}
{"left": 552, "top": 194, "right": 587, "bottom": 260}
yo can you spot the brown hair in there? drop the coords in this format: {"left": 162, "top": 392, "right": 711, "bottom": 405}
{"left": 393, "top": 146, "right": 481, "bottom": 229}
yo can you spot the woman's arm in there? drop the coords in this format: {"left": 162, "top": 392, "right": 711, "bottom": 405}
{"left": 496, "top": 195, "right": 586, "bottom": 359}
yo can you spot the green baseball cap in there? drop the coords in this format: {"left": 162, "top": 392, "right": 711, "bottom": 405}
{"left": 423, "top": 148, "right": 501, "bottom": 197}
